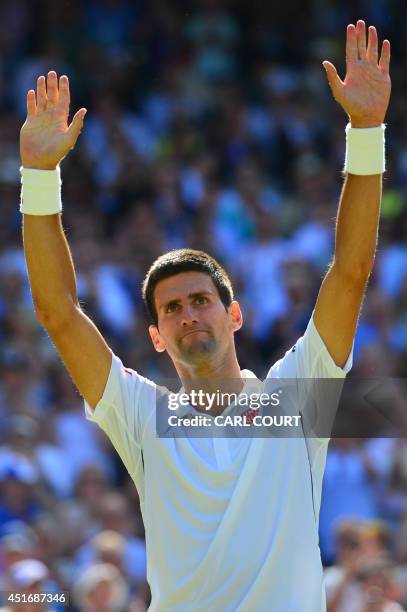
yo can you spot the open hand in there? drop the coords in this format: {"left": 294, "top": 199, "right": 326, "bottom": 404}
{"left": 20, "top": 71, "right": 87, "bottom": 170}
{"left": 323, "top": 20, "right": 391, "bottom": 128}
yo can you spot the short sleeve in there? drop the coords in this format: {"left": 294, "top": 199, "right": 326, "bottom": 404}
{"left": 268, "top": 314, "right": 353, "bottom": 437}
{"left": 84, "top": 352, "right": 156, "bottom": 484}
{"left": 269, "top": 314, "right": 353, "bottom": 380}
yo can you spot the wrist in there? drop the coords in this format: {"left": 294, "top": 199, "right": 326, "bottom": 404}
{"left": 21, "top": 161, "right": 59, "bottom": 171}
{"left": 23, "top": 166, "right": 58, "bottom": 171}
{"left": 349, "top": 116, "right": 385, "bottom": 129}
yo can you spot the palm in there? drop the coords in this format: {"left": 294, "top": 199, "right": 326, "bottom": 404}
{"left": 323, "top": 21, "right": 391, "bottom": 127}
{"left": 21, "top": 112, "right": 69, "bottom": 167}
{"left": 20, "top": 72, "right": 86, "bottom": 170}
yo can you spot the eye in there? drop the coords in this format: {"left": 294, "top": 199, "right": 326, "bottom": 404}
{"left": 165, "top": 303, "right": 180, "bottom": 313}
{"left": 195, "top": 296, "right": 208, "bottom": 305}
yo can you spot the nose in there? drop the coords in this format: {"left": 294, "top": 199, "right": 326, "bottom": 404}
{"left": 181, "top": 305, "right": 198, "bottom": 327}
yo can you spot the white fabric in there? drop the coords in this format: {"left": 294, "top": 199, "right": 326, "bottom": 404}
{"left": 344, "top": 123, "right": 386, "bottom": 175}
{"left": 20, "top": 167, "right": 62, "bottom": 215}
{"left": 84, "top": 315, "right": 352, "bottom": 612}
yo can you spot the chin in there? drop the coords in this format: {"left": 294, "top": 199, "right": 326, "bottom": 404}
{"left": 180, "top": 338, "right": 217, "bottom": 361}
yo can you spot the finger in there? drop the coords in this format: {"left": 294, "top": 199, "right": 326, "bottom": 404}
{"left": 66, "top": 108, "right": 87, "bottom": 148}
{"left": 356, "top": 20, "right": 367, "bottom": 59}
{"left": 46, "top": 71, "right": 59, "bottom": 107}
{"left": 36, "top": 75, "right": 47, "bottom": 112}
{"left": 322, "top": 61, "right": 344, "bottom": 100}
{"left": 346, "top": 24, "right": 358, "bottom": 64}
{"left": 27, "top": 90, "right": 36, "bottom": 118}
{"left": 379, "top": 39, "right": 391, "bottom": 72}
{"left": 58, "top": 75, "right": 70, "bottom": 117}
{"left": 366, "top": 25, "right": 378, "bottom": 64}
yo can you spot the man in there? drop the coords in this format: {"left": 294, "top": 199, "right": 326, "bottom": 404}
{"left": 20, "top": 20, "right": 390, "bottom": 612}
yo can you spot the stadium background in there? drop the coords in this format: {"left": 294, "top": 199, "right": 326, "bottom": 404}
{"left": 1, "top": 0, "right": 407, "bottom": 609}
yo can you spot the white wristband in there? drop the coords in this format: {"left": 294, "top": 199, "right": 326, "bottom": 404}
{"left": 20, "top": 166, "right": 62, "bottom": 215}
{"left": 344, "top": 123, "right": 386, "bottom": 175}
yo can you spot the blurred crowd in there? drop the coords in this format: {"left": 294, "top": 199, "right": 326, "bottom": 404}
{"left": 1, "top": 0, "right": 407, "bottom": 609}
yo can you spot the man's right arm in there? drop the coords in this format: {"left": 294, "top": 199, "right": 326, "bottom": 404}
{"left": 23, "top": 214, "right": 112, "bottom": 410}
{"left": 21, "top": 71, "right": 112, "bottom": 410}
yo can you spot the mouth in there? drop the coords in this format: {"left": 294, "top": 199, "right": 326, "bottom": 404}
{"left": 181, "top": 330, "right": 208, "bottom": 339}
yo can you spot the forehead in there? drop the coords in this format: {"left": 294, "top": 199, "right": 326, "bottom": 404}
{"left": 154, "top": 271, "right": 218, "bottom": 305}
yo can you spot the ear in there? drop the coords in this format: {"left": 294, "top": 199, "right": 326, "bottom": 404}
{"left": 149, "top": 325, "right": 166, "bottom": 353}
{"left": 229, "top": 300, "right": 243, "bottom": 333}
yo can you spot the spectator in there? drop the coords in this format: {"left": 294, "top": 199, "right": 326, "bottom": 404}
{"left": 0, "top": 559, "right": 55, "bottom": 612}
{"left": 72, "top": 562, "right": 130, "bottom": 612}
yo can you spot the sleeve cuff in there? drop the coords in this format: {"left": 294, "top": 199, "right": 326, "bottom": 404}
{"left": 309, "top": 315, "right": 353, "bottom": 377}
{"left": 84, "top": 352, "right": 117, "bottom": 424}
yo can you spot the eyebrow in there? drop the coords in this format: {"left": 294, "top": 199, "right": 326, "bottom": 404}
{"left": 160, "top": 291, "right": 213, "bottom": 311}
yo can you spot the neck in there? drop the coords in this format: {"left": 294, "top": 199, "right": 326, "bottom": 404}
{"left": 174, "top": 350, "right": 244, "bottom": 415}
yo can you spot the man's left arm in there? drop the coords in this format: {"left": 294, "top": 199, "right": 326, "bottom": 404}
{"left": 314, "top": 20, "right": 391, "bottom": 368}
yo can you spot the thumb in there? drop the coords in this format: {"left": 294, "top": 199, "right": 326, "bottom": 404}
{"left": 322, "top": 61, "right": 343, "bottom": 100}
{"left": 66, "top": 108, "right": 87, "bottom": 148}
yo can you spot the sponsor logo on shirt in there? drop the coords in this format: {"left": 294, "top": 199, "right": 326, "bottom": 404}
{"left": 240, "top": 408, "right": 259, "bottom": 425}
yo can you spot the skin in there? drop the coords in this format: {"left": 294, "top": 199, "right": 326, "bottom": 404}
{"left": 323, "top": 21, "right": 390, "bottom": 129}
{"left": 149, "top": 271, "right": 244, "bottom": 398}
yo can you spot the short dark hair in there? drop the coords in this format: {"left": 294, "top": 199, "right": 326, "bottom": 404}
{"left": 142, "top": 249, "right": 234, "bottom": 326}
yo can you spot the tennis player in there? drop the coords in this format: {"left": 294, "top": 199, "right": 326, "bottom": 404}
{"left": 20, "top": 20, "right": 390, "bottom": 612}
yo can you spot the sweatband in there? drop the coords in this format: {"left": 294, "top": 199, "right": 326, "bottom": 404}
{"left": 344, "top": 123, "right": 386, "bottom": 175}
{"left": 20, "top": 166, "right": 62, "bottom": 215}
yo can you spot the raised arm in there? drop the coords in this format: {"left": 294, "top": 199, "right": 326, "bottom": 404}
{"left": 21, "top": 71, "right": 112, "bottom": 410}
{"left": 313, "top": 20, "right": 391, "bottom": 367}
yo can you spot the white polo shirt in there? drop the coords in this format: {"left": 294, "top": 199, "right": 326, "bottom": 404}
{"left": 84, "top": 315, "right": 352, "bottom": 611}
